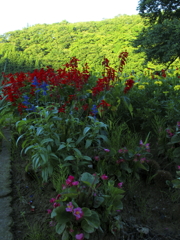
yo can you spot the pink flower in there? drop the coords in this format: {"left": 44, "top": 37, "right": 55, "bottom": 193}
{"left": 116, "top": 159, "right": 124, "bottom": 164}
{"left": 94, "top": 156, "right": 100, "bottom": 161}
{"left": 118, "top": 147, "right": 128, "bottom": 153}
{"left": 50, "top": 198, "right": 56, "bottom": 203}
{"left": 49, "top": 221, "right": 56, "bottom": 227}
{"left": 177, "top": 165, "right": 180, "bottom": 170}
{"left": 62, "top": 184, "right": 67, "bottom": 190}
{"left": 47, "top": 209, "right": 52, "bottom": 214}
{"left": 75, "top": 233, "right": 84, "bottom": 240}
{"left": 101, "top": 174, "right": 108, "bottom": 180}
{"left": 66, "top": 175, "right": 75, "bottom": 186}
{"left": 66, "top": 202, "right": 74, "bottom": 212}
{"left": 118, "top": 182, "right": 123, "bottom": 188}
{"left": 104, "top": 148, "right": 110, "bottom": 152}
{"left": 72, "top": 181, "right": 79, "bottom": 186}
{"left": 69, "top": 229, "right": 74, "bottom": 233}
{"left": 53, "top": 202, "right": 60, "bottom": 208}
{"left": 73, "top": 207, "right": 84, "bottom": 220}
{"left": 56, "top": 194, "right": 61, "bottom": 200}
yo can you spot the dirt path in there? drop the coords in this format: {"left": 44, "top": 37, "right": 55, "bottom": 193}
{"left": 0, "top": 129, "right": 13, "bottom": 240}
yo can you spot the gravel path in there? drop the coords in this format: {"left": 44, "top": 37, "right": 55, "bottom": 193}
{"left": 0, "top": 129, "right": 13, "bottom": 240}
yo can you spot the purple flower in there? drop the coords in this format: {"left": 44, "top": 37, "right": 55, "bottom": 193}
{"left": 177, "top": 121, "right": 180, "bottom": 127}
{"left": 101, "top": 174, "right": 108, "bottom": 180}
{"left": 66, "top": 202, "right": 74, "bottom": 212}
{"left": 73, "top": 207, "right": 84, "bottom": 220}
{"left": 104, "top": 149, "right": 110, "bottom": 152}
{"left": 75, "top": 233, "right": 84, "bottom": 240}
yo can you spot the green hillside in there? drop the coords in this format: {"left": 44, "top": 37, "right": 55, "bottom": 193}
{"left": 0, "top": 14, "right": 179, "bottom": 75}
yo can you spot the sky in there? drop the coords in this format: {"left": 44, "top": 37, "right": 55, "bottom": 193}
{"left": 0, "top": 0, "right": 139, "bottom": 35}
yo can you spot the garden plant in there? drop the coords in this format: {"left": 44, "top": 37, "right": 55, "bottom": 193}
{"left": 1, "top": 52, "right": 180, "bottom": 239}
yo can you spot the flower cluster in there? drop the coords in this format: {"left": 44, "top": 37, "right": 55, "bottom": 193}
{"left": 66, "top": 202, "right": 84, "bottom": 220}
{"left": 63, "top": 175, "right": 79, "bottom": 189}
{"left": 123, "top": 79, "right": 135, "bottom": 94}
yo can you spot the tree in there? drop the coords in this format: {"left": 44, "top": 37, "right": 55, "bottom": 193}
{"left": 132, "top": 0, "right": 180, "bottom": 68}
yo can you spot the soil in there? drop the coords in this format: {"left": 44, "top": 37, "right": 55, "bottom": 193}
{"left": 10, "top": 143, "right": 180, "bottom": 240}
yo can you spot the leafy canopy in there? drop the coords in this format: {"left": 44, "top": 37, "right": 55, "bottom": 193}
{"left": 132, "top": 0, "right": 180, "bottom": 67}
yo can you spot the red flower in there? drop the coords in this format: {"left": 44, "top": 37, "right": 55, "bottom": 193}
{"left": 123, "top": 79, "right": 135, "bottom": 94}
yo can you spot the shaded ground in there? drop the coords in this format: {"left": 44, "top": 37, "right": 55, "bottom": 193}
{"left": 10, "top": 144, "right": 180, "bottom": 240}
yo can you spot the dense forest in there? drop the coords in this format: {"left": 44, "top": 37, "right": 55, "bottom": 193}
{"left": 0, "top": 14, "right": 179, "bottom": 75}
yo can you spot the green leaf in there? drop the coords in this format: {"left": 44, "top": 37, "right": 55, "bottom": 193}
{"left": 73, "top": 148, "right": 82, "bottom": 157}
{"left": 83, "top": 127, "right": 91, "bottom": 136}
{"left": 51, "top": 206, "right": 72, "bottom": 224}
{"left": 81, "top": 219, "right": 95, "bottom": 233}
{"left": 84, "top": 211, "right": 100, "bottom": 229}
{"left": 24, "top": 145, "right": 34, "bottom": 154}
{"left": 171, "top": 134, "right": 180, "bottom": 144}
{"left": 64, "top": 156, "right": 76, "bottom": 161}
{"left": 80, "top": 172, "right": 99, "bottom": 186}
{"left": 93, "top": 196, "right": 104, "bottom": 208}
{"left": 173, "top": 147, "right": 180, "bottom": 158}
{"left": 76, "top": 135, "right": 85, "bottom": 145}
{"left": 41, "top": 138, "right": 53, "bottom": 145}
{"left": 82, "top": 207, "right": 92, "bottom": 217}
{"left": 58, "top": 144, "right": 66, "bottom": 151}
{"left": 83, "top": 156, "right": 92, "bottom": 161}
{"left": 112, "top": 195, "right": 123, "bottom": 210}
{"left": 85, "top": 139, "right": 92, "bottom": 149}
{"left": 97, "top": 134, "right": 109, "bottom": 143}
{"left": 55, "top": 223, "right": 66, "bottom": 235}
{"left": 62, "top": 230, "right": 69, "bottom": 240}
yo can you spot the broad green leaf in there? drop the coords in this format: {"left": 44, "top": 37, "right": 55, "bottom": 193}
{"left": 93, "top": 196, "right": 104, "bottom": 208}
{"left": 73, "top": 148, "right": 82, "bottom": 157}
{"left": 97, "top": 134, "right": 109, "bottom": 143}
{"left": 64, "top": 156, "right": 76, "bottom": 161}
{"left": 171, "top": 134, "right": 180, "bottom": 144}
{"left": 55, "top": 223, "right": 66, "bottom": 235}
{"left": 41, "top": 138, "right": 53, "bottom": 145}
{"left": 173, "top": 147, "right": 180, "bottom": 158}
{"left": 58, "top": 144, "right": 66, "bottom": 151}
{"left": 24, "top": 145, "right": 34, "bottom": 154}
{"left": 84, "top": 211, "right": 100, "bottom": 228}
{"left": 62, "top": 230, "right": 69, "bottom": 240}
{"left": 80, "top": 172, "right": 99, "bottom": 186}
{"left": 83, "top": 126, "right": 91, "bottom": 136}
{"left": 51, "top": 206, "right": 72, "bottom": 224}
{"left": 83, "top": 156, "right": 92, "bottom": 161}
{"left": 81, "top": 219, "right": 95, "bottom": 233}
{"left": 85, "top": 139, "right": 92, "bottom": 149}
{"left": 82, "top": 207, "right": 92, "bottom": 217}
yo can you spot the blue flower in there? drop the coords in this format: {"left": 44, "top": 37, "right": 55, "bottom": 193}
{"left": 91, "top": 105, "right": 98, "bottom": 116}
{"left": 22, "top": 95, "right": 31, "bottom": 106}
{"left": 32, "top": 76, "right": 39, "bottom": 87}
{"left": 26, "top": 104, "right": 36, "bottom": 112}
